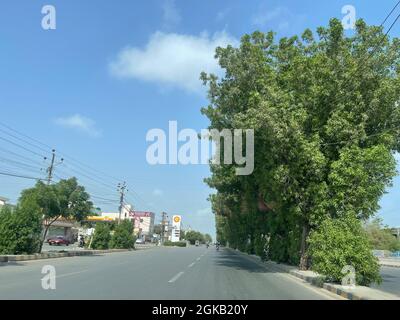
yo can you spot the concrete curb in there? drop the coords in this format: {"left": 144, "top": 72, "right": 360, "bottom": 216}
{"left": 322, "top": 283, "right": 365, "bottom": 300}
{"left": 2, "top": 249, "right": 133, "bottom": 262}
{"left": 379, "top": 263, "right": 400, "bottom": 268}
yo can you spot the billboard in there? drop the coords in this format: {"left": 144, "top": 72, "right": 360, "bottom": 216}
{"left": 171, "top": 215, "right": 182, "bottom": 242}
{"left": 129, "top": 211, "right": 153, "bottom": 217}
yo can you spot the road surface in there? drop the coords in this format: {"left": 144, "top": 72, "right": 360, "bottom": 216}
{"left": 0, "top": 246, "right": 338, "bottom": 300}
{"left": 373, "top": 266, "right": 400, "bottom": 297}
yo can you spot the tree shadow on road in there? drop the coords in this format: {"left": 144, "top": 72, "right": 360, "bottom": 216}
{"left": 213, "top": 249, "right": 280, "bottom": 274}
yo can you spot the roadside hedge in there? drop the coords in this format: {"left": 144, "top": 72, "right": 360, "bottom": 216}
{"left": 164, "top": 241, "right": 187, "bottom": 247}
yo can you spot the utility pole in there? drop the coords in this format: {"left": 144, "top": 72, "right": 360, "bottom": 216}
{"left": 117, "top": 182, "right": 127, "bottom": 225}
{"left": 161, "top": 212, "right": 168, "bottom": 244}
{"left": 46, "top": 149, "right": 63, "bottom": 185}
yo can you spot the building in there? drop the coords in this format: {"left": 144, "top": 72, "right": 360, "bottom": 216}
{"left": 44, "top": 218, "right": 79, "bottom": 243}
{"left": 130, "top": 211, "right": 155, "bottom": 239}
{"left": 99, "top": 206, "right": 155, "bottom": 240}
{"left": 0, "top": 196, "right": 9, "bottom": 207}
{"left": 101, "top": 204, "right": 134, "bottom": 222}
{"left": 392, "top": 227, "right": 400, "bottom": 240}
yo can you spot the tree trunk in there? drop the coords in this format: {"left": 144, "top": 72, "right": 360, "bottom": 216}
{"left": 38, "top": 225, "right": 50, "bottom": 253}
{"left": 38, "top": 217, "right": 59, "bottom": 253}
{"left": 299, "top": 223, "right": 310, "bottom": 271}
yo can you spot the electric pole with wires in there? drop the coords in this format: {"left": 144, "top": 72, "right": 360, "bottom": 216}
{"left": 117, "top": 182, "right": 128, "bottom": 224}
{"left": 46, "top": 149, "right": 63, "bottom": 185}
{"left": 160, "top": 212, "right": 168, "bottom": 245}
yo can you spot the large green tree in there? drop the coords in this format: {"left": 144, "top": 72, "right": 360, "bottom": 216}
{"left": 202, "top": 18, "right": 400, "bottom": 280}
{"left": 365, "top": 218, "right": 400, "bottom": 252}
{"left": 20, "top": 178, "right": 93, "bottom": 252}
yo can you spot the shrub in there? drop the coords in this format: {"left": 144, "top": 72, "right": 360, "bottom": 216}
{"left": 110, "top": 220, "right": 135, "bottom": 249}
{"left": 91, "top": 223, "right": 111, "bottom": 250}
{"left": 0, "top": 205, "right": 42, "bottom": 255}
{"left": 308, "top": 216, "right": 381, "bottom": 286}
{"left": 164, "top": 241, "right": 187, "bottom": 247}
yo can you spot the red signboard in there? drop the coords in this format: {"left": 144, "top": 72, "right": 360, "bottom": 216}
{"left": 129, "top": 211, "right": 153, "bottom": 218}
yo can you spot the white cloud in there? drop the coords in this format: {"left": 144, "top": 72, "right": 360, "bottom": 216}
{"left": 109, "top": 31, "right": 238, "bottom": 93}
{"left": 153, "top": 188, "right": 164, "bottom": 196}
{"left": 162, "top": 0, "right": 181, "bottom": 29}
{"left": 54, "top": 114, "right": 101, "bottom": 138}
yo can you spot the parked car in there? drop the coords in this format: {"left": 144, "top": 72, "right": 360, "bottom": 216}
{"left": 47, "top": 236, "right": 70, "bottom": 246}
{"left": 135, "top": 238, "right": 146, "bottom": 245}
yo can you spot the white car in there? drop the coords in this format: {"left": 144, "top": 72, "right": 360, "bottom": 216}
{"left": 135, "top": 238, "right": 145, "bottom": 244}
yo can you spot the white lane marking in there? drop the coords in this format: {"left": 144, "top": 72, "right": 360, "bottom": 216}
{"left": 56, "top": 270, "right": 89, "bottom": 279}
{"left": 168, "top": 272, "right": 184, "bottom": 283}
{"left": 188, "top": 262, "right": 196, "bottom": 268}
{"left": 196, "top": 257, "right": 201, "bottom": 261}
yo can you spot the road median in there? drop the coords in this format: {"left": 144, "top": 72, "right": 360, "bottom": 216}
{"left": 0, "top": 245, "right": 157, "bottom": 263}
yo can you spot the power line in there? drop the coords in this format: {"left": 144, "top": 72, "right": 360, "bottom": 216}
{"left": 308, "top": 4, "right": 400, "bottom": 147}
{"left": 0, "top": 122, "right": 158, "bottom": 214}
{"left": 381, "top": 1, "right": 400, "bottom": 26}
{"left": 90, "top": 194, "right": 119, "bottom": 202}
{"left": 0, "top": 170, "right": 45, "bottom": 181}
{"left": 0, "top": 135, "right": 47, "bottom": 159}
{"left": 0, "top": 121, "right": 52, "bottom": 150}
{"left": 0, "top": 156, "right": 43, "bottom": 172}
{"left": 0, "top": 146, "right": 46, "bottom": 167}
{"left": 0, "top": 127, "right": 51, "bottom": 154}
{"left": 62, "top": 163, "right": 117, "bottom": 192}
{"left": 321, "top": 124, "right": 400, "bottom": 147}
{"left": 0, "top": 121, "right": 122, "bottom": 185}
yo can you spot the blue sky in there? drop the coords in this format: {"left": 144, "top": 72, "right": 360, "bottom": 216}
{"left": 0, "top": 0, "right": 399, "bottom": 238}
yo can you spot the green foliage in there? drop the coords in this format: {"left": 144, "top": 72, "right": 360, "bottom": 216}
{"left": 203, "top": 18, "right": 400, "bottom": 275}
{"left": 164, "top": 241, "right": 187, "bottom": 247}
{"left": 365, "top": 218, "right": 400, "bottom": 252}
{"left": 110, "top": 220, "right": 135, "bottom": 249}
{"left": 0, "top": 205, "right": 42, "bottom": 255}
{"left": 19, "top": 178, "right": 93, "bottom": 252}
{"left": 308, "top": 216, "right": 381, "bottom": 286}
{"left": 153, "top": 224, "right": 162, "bottom": 235}
{"left": 185, "top": 230, "right": 206, "bottom": 245}
{"left": 204, "top": 234, "right": 213, "bottom": 243}
{"left": 91, "top": 223, "right": 111, "bottom": 250}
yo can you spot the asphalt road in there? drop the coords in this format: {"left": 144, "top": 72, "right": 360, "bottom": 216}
{"left": 0, "top": 246, "right": 338, "bottom": 300}
{"left": 373, "top": 266, "right": 400, "bottom": 297}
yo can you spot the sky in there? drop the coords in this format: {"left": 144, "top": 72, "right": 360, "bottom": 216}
{"left": 0, "top": 0, "right": 400, "bottom": 238}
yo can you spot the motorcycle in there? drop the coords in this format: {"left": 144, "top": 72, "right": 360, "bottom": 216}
{"left": 79, "top": 236, "right": 85, "bottom": 248}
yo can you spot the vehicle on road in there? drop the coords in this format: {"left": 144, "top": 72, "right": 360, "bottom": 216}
{"left": 195, "top": 240, "right": 200, "bottom": 247}
{"left": 47, "top": 236, "right": 70, "bottom": 246}
{"left": 136, "top": 238, "right": 146, "bottom": 245}
{"left": 78, "top": 235, "right": 85, "bottom": 248}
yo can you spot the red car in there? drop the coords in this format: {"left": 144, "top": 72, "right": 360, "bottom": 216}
{"left": 47, "top": 236, "right": 70, "bottom": 246}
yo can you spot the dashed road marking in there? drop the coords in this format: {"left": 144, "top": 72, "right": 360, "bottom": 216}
{"left": 168, "top": 272, "right": 184, "bottom": 283}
